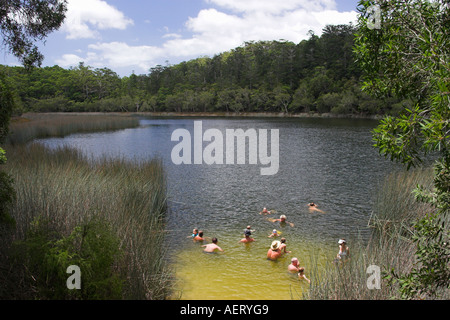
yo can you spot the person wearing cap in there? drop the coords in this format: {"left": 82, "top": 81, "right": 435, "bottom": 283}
{"left": 288, "top": 257, "right": 300, "bottom": 272}
{"left": 336, "top": 239, "right": 350, "bottom": 262}
{"left": 240, "top": 227, "right": 255, "bottom": 243}
{"left": 268, "top": 229, "right": 280, "bottom": 238}
{"left": 267, "top": 240, "right": 282, "bottom": 260}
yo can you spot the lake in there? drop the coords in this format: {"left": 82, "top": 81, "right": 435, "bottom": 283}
{"left": 37, "top": 116, "right": 401, "bottom": 300}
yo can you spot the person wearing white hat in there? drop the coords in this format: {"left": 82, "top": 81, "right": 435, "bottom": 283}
{"left": 336, "top": 239, "right": 350, "bottom": 263}
{"left": 267, "top": 240, "right": 282, "bottom": 261}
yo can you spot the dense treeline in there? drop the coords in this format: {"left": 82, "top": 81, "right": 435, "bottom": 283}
{"left": 1, "top": 24, "right": 412, "bottom": 116}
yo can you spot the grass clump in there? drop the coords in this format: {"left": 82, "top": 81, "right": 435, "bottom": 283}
{"left": 7, "top": 112, "right": 139, "bottom": 145}
{"left": 305, "top": 168, "right": 448, "bottom": 300}
{"left": 1, "top": 143, "right": 173, "bottom": 299}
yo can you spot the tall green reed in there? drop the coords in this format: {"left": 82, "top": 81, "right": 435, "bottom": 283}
{"left": 305, "top": 169, "right": 437, "bottom": 300}
{"left": 2, "top": 121, "right": 173, "bottom": 299}
{"left": 7, "top": 113, "right": 139, "bottom": 145}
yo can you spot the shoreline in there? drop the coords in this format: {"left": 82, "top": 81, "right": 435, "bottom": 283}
{"left": 16, "top": 111, "right": 384, "bottom": 120}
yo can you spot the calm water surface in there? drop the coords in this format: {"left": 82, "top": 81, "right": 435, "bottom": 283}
{"left": 37, "top": 117, "right": 401, "bottom": 300}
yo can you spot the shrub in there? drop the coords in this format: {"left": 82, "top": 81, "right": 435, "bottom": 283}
{"left": 12, "top": 217, "right": 124, "bottom": 299}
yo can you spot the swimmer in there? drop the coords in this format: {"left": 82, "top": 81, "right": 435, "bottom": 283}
{"left": 298, "top": 267, "right": 310, "bottom": 284}
{"left": 244, "top": 225, "right": 255, "bottom": 234}
{"left": 308, "top": 202, "right": 325, "bottom": 213}
{"left": 279, "top": 237, "right": 291, "bottom": 254}
{"left": 202, "top": 237, "right": 224, "bottom": 253}
{"left": 240, "top": 231, "right": 255, "bottom": 243}
{"left": 259, "top": 207, "right": 272, "bottom": 215}
{"left": 187, "top": 228, "right": 199, "bottom": 239}
{"left": 288, "top": 257, "right": 300, "bottom": 273}
{"left": 267, "top": 240, "right": 282, "bottom": 261}
{"left": 193, "top": 230, "right": 205, "bottom": 242}
{"left": 268, "top": 229, "right": 281, "bottom": 238}
{"left": 268, "top": 215, "right": 295, "bottom": 227}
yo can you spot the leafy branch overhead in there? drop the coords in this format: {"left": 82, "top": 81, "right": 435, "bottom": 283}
{"left": 0, "top": 0, "right": 67, "bottom": 68}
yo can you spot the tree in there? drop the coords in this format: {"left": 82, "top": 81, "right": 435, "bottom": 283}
{"left": 0, "top": 73, "right": 16, "bottom": 225}
{"left": 0, "top": 0, "right": 67, "bottom": 68}
{"left": 273, "top": 86, "right": 292, "bottom": 113}
{"left": 355, "top": 0, "right": 450, "bottom": 299}
{"left": 1, "top": 0, "right": 68, "bottom": 225}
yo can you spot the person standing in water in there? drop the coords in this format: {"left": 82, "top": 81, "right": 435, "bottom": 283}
{"left": 298, "top": 267, "right": 310, "bottom": 284}
{"left": 240, "top": 228, "right": 255, "bottom": 243}
{"left": 336, "top": 239, "right": 350, "bottom": 263}
{"left": 202, "top": 237, "right": 224, "bottom": 253}
{"left": 279, "top": 237, "right": 291, "bottom": 254}
{"left": 193, "top": 230, "right": 205, "bottom": 242}
{"left": 267, "top": 240, "right": 282, "bottom": 261}
{"left": 188, "top": 228, "right": 199, "bottom": 238}
{"left": 288, "top": 257, "right": 300, "bottom": 272}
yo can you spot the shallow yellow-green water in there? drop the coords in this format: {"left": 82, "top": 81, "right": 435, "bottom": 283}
{"left": 171, "top": 235, "right": 335, "bottom": 300}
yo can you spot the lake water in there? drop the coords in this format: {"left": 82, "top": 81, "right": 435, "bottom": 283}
{"left": 37, "top": 116, "right": 401, "bottom": 300}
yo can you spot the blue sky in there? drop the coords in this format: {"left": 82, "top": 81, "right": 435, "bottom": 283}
{"left": 1, "top": 0, "right": 360, "bottom": 77}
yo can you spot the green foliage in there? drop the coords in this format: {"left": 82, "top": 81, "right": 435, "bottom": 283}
{"left": 12, "top": 216, "right": 124, "bottom": 299}
{"left": 1, "top": 23, "right": 401, "bottom": 116}
{"left": 0, "top": 170, "right": 16, "bottom": 226}
{"left": 355, "top": 0, "right": 450, "bottom": 299}
{"left": 0, "top": 72, "right": 14, "bottom": 142}
{"left": 0, "top": 0, "right": 67, "bottom": 68}
{"left": 2, "top": 143, "right": 171, "bottom": 299}
{"left": 385, "top": 212, "right": 450, "bottom": 299}
{"left": 0, "top": 72, "right": 16, "bottom": 226}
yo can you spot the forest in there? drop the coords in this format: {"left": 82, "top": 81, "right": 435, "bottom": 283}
{"left": 1, "top": 24, "right": 412, "bottom": 116}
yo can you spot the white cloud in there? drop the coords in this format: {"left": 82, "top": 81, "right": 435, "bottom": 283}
{"left": 162, "top": 33, "right": 182, "bottom": 39}
{"left": 159, "top": 1, "right": 357, "bottom": 59}
{"left": 87, "top": 42, "right": 163, "bottom": 70}
{"left": 206, "top": 0, "right": 337, "bottom": 14}
{"left": 56, "top": 0, "right": 358, "bottom": 75}
{"left": 61, "top": 0, "right": 133, "bottom": 39}
{"left": 55, "top": 53, "right": 85, "bottom": 67}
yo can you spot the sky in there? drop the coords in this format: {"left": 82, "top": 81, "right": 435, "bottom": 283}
{"left": 1, "top": 0, "right": 360, "bottom": 77}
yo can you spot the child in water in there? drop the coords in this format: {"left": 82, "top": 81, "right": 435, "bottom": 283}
{"left": 298, "top": 267, "right": 310, "bottom": 284}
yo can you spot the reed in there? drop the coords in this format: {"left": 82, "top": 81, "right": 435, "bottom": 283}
{"left": 306, "top": 168, "right": 439, "bottom": 300}
{"left": 7, "top": 112, "right": 139, "bottom": 145}
{"left": 1, "top": 143, "right": 173, "bottom": 299}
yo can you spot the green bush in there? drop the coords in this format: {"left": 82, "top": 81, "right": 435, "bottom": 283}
{"left": 12, "top": 216, "right": 124, "bottom": 300}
